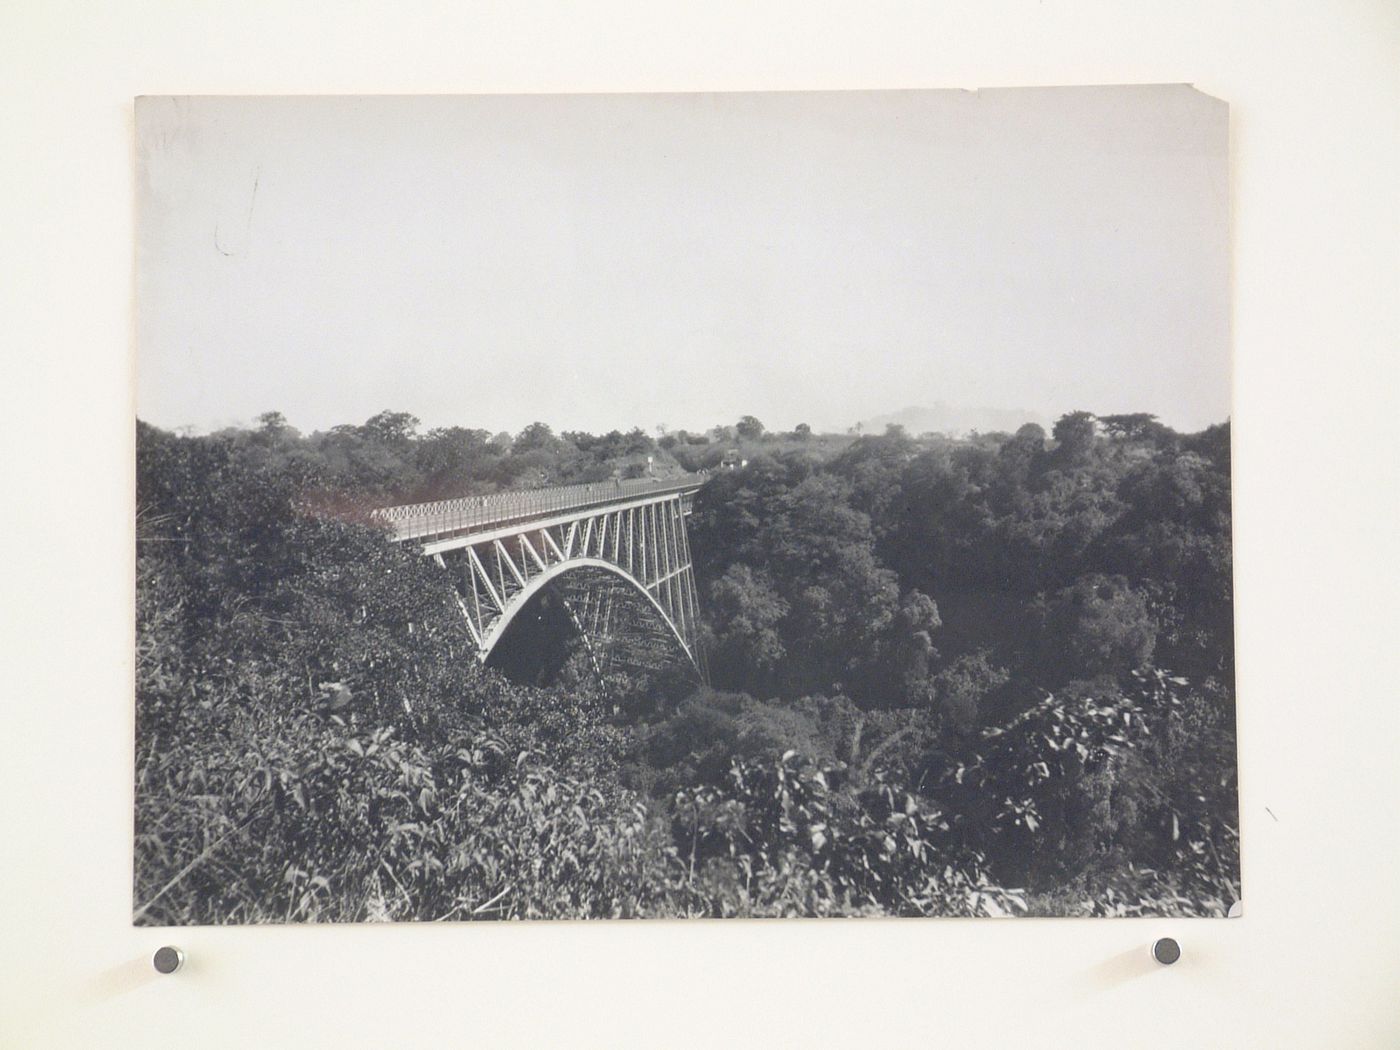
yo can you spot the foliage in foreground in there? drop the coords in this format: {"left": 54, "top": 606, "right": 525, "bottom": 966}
{"left": 134, "top": 412, "right": 1238, "bottom": 922}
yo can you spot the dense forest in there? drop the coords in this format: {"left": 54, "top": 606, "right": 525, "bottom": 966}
{"left": 135, "top": 408, "right": 1237, "bottom": 922}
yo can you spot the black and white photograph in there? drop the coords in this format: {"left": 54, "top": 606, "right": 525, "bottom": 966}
{"left": 134, "top": 86, "right": 1238, "bottom": 924}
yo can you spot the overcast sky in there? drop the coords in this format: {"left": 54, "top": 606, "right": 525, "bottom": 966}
{"left": 136, "top": 86, "right": 1228, "bottom": 437}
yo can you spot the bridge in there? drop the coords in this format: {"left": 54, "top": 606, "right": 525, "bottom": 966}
{"left": 373, "top": 473, "right": 710, "bottom": 683}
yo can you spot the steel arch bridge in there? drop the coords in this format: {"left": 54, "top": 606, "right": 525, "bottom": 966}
{"left": 373, "top": 474, "right": 710, "bottom": 682}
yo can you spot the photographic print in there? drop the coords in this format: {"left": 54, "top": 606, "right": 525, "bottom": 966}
{"left": 134, "top": 87, "right": 1237, "bottom": 923}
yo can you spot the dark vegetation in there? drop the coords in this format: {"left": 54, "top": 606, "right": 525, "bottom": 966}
{"left": 135, "top": 410, "right": 1237, "bottom": 922}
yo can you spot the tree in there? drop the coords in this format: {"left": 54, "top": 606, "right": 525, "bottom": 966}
{"left": 995, "top": 422, "right": 1047, "bottom": 490}
{"left": 1098, "top": 413, "right": 1159, "bottom": 440}
{"left": 706, "top": 565, "right": 789, "bottom": 692}
{"left": 883, "top": 589, "right": 942, "bottom": 706}
{"left": 933, "top": 651, "right": 1010, "bottom": 733}
{"left": 1038, "top": 574, "right": 1158, "bottom": 681}
{"left": 514, "top": 421, "right": 557, "bottom": 453}
{"left": 736, "top": 415, "right": 766, "bottom": 441}
{"left": 414, "top": 427, "right": 495, "bottom": 500}
{"left": 793, "top": 422, "right": 812, "bottom": 441}
{"left": 690, "top": 465, "right": 905, "bottom": 698}
{"left": 361, "top": 410, "right": 420, "bottom": 448}
{"left": 1183, "top": 420, "right": 1230, "bottom": 472}
{"left": 937, "top": 677, "right": 1152, "bottom": 888}
{"left": 622, "top": 427, "right": 656, "bottom": 455}
{"left": 1051, "top": 411, "right": 1097, "bottom": 463}
{"left": 1011, "top": 422, "right": 1046, "bottom": 448}
{"left": 828, "top": 427, "right": 918, "bottom": 545}
{"left": 256, "top": 411, "right": 295, "bottom": 438}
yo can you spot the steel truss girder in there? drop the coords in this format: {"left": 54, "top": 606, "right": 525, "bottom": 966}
{"left": 425, "top": 493, "right": 706, "bottom": 682}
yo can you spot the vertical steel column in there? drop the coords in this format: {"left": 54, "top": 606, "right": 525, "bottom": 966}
{"left": 667, "top": 497, "right": 688, "bottom": 644}
{"left": 676, "top": 502, "right": 708, "bottom": 682}
{"left": 626, "top": 507, "right": 635, "bottom": 575}
{"left": 648, "top": 500, "right": 662, "bottom": 594}
{"left": 660, "top": 498, "right": 678, "bottom": 628}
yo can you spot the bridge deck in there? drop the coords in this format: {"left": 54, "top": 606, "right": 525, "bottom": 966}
{"left": 373, "top": 473, "right": 708, "bottom": 543}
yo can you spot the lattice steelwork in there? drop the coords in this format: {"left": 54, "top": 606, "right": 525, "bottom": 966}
{"left": 373, "top": 476, "right": 709, "bottom": 683}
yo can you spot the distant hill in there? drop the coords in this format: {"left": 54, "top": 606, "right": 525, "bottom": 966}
{"left": 857, "top": 402, "right": 1048, "bottom": 438}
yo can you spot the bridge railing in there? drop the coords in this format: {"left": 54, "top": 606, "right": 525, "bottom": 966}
{"left": 372, "top": 472, "right": 709, "bottom": 542}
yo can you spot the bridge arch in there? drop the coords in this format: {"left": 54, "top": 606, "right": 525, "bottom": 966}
{"left": 376, "top": 476, "right": 709, "bottom": 682}
{"left": 478, "top": 556, "right": 698, "bottom": 671}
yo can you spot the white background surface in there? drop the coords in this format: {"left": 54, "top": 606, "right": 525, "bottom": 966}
{"left": 1, "top": 3, "right": 1396, "bottom": 1047}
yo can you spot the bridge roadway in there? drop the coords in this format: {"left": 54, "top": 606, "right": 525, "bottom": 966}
{"left": 372, "top": 472, "right": 709, "bottom": 546}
